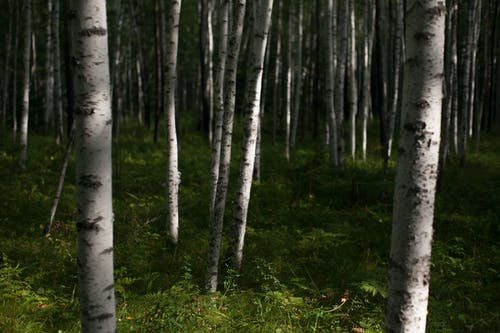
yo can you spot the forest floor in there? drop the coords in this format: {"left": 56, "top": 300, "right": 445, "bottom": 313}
{"left": 0, "top": 120, "right": 499, "bottom": 332}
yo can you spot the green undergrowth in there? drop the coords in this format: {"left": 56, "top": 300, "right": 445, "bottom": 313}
{"left": 0, "top": 122, "right": 498, "bottom": 332}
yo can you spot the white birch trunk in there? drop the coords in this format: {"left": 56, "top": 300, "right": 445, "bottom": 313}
{"left": 54, "top": 0, "right": 64, "bottom": 145}
{"left": 44, "top": 0, "right": 54, "bottom": 134}
{"left": 12, "top": 1, "right": 20, "bottom": 141}
{"left": 347, "top": 0, "right": 357, "bottom": 160}
{"left": 327, "top": 0, "right": 338, "bottom": 165}
{"left": 71, "top": 0, "right": 116, "bottom": 331}
{"left": 271, "top": 0, "right": 282, "bottom": 144}
{"left": 291, "top": 2, "right": 302, "bottom": 149}
{"left": 1, "top": 0, "right": 13, "bottom": 127}
{"left": 232, "top": 0, "right": 274, "bottom": 271}
{"left": 384, "top": 1, "right": 445, "bottom": 332}
{"left": 165, "top": 0, "right": 182, "bottom": 245}
{"left": 387, "top": 0, "right": 404, "bottom": 158}
{"left": 206, "top": 0, "right": 246, "bottom": 294}
{"left": 335, "top": 0, "right": 348, "bottom": 165}
{"left": 210, "top": 0, "right": 229, "bottom": 216}
{"left": 467, "top": 0, "right": 481, "bottom": 139}
{"left": 361, "top": 0, "right": 375, "bottom": 161}
{"left": 285, "top": 8, "right": 293, "bottom": 161}
{"left": 19, "top": 0, "right": 32, "bottom": 170}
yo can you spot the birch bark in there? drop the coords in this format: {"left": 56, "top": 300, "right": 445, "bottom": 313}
{"left": 54, "top": 0, "right": 64, "bottom": 145}
{"left": 232, "top": 0, "right": 274, "bottom": 271}
{"left": 165, "top": 0, "right": 182, "bottom": 245}
{"left": 44, "top": 0, "right": 54, "bottom": 135}
{"left": 347, "top": 0, "right": 357, "bottom": 160}
{"left": 206, "top": 0, "right": 246, "bottom": 294}
{"left": 210, "top": 0, "right": 229, "bottom": 215}
{"left": 384, "top": 1, "right": 445, "bottom": 331}
{"left": 291, "top": 1, "right": 302, "bottom": 149}
{"left": 327, "top": 0, "right": 338, "bottom": 165}
{"left": 1, "top": 0, "right": 13, "bottom": 127}
{"left": 19, "top": 0, "right": 32, "bottom": 170}
{"left": 70, "top": 0, "right": 116, "bottom": 331}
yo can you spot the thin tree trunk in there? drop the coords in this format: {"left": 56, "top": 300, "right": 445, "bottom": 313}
{"left": 291, "top": 1, "right": 303, "bottom": 149}
{"left": 54, "top": 0, "right": 64, "bottom": 145}
{"left": 165, "top": 0, "right": 182, "bottom": 245}
{"left": 376, "top": 0, "right": 388, "bottom": 173}
{"left": 438, "top": 0, "right": 457, "bottom": 191}
{"left": 284, "top": 7, "right": 293, "bottom": 161}
{"left": 254, "top": 21, "right": 273, "bottom": 183}
{"left": 386, "top": 0, "right": 404, "bottom": 158}
{"left": 335, "top": 0, "right": 348, "bottom": 166}
{"left": 475, "top": 0, "right": 490, "bottom": 153}
{"left": 12, "top": 1, "right": 20, "bottom": 141}
{"left": 459, "top": 1, "right": 475, "bottom": 166}
{"left": 200, "top": 0, "right": 214, "bottom": 142}
{"left": 361, "top": 0, "right": 375, "bottom": 161}
{"left": 327, "top": 0, "right": 338, "bottom": 166}
{"left": 232, "top": 0, "right": 274, "bottom": 271}
{"left": 347, "top": 0, "right": 357, "bottom": 160}
{"left": 44, "top": 0, "right": 54, "bottom": 135}
{"left": 19, "top": 0, "right": 32, "bottom": 170}
{"left": 2, "top": 0, "right": 14, "bottom": 128}
{"left": 70, "top": 0, "right": 116, "bottom": 330}
{"left": 271, "top": 0, "right": 282, "bottom": 144}
{"left": 153, "top": 0, "right": 163, "bottom": 143}
{"left": 384, "top": 1, "right": 445, "bottom": 331}
{"left": 210, "top": 0, "right": 229, "bottom": 215}
{"left": 467, "top": 0, "right": 482, "bottom": 139}
{"left": 45, "top": 127, "right": 75, "bottom": 236}
{"left": 111, "top": 1, "right": 123, "bottom": 139}
{"left": 206, "top": 0, "right": 246, "bottom": 294}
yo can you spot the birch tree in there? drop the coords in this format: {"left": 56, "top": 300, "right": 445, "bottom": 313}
{"left": 19, "top": 0, "right": 32, "bottom": 170}
{"left": 53, "top": 0, "right": 64, "bottom": 144}
{"left": 165, "top": 0, "right": 182, "bottom": 244}
{"left": 210, "top": 0, "right": 229, "bottom": 215}
{"left": 327, "top": 0, "right": 338, "bottom": 166}
{"left": 206, "top": 0, "right": 246, "bottom": 294}
{"left": 70, "top": 0, "right": 116, "bottom": 331}
{"left": 360, "top": 0, "right": 375, "bottom": 161}
{"left": 291, "top": 1, "right": 302, "bottom": 149}
{"left": 271, "top": 0, "right": 282, "bottom": 144}
{"left": 387, "top": 0, "right": 404, "bottom": 158}
{"left": 1, "top": 0, "right": 14, "bottom": 127}
{"left": 347, "top": 0, "right": 357, "bottom": 160}
{"left": 44, "top": 0, "right": 54, "bottom": 135}
{"left": 284, "top": 6, "right": 293, "bottom": 161}
{"left": 385, "top": 1, "right": 445, "bottom": 331}
{"left": 335, "top": 0, "right": 348, "bottom": 165}
{"left": 232, "top": 0, "right": 274, "bottom": 271}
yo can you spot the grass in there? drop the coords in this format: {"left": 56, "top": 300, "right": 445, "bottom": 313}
{"left": 0, "top": 121, "right": 499, "bottom": 332}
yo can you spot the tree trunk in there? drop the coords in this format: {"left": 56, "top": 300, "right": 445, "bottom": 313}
{"left": 361, "top": 0, "right": 375, "bottom": 161}
{"left": 384, "top": 1, "right": 445, "bottom": 332}
{"left": 70, "top": 0, "right": 116, "bottom": 331}
{"left": 210, "top": 0, "right": 229, "bottom": 216}
{"left": 327, "top": 0, "right": 338, "bottom": 166}
{"left": 232, "top": 0, "right": 274, "bottom": 271}
{"left": 153, "top": 0, "right": 163, "bottom": 143}
{"left": 271, "top": 0, "right": 282, "bottom": 144}
{"left": 347, "top": 0, "right": 357, "bottom": 160}
{"left": 284, "top": 7, "right": 293, "bottom": 161}
{"left": 165, "top": 0, "right": 182, "bottom": 245}
{"left": 206, "top": 0, "right": 246, "bottom": 294}
{"left": 375, "top": 0, "right": 388, "bottom": 173}
{"left": 53, "top": 0, "right": 64, "bottom": 145}
{"left": 44, "top": 0, "right": 54, "bottom": 135}
{"left": 19, "top": 0, "right": 32, "bottom": 170}
{"left": 12, "top": 1, "right": 20, "bottom": 141}
{"left": 2, "top": 0, "right": 13, "bottom": 128}
{"left": 459, "top": 1, "right": 475, "bottom": 166}
{"left": 291, "top": 1, "right": 303, "bottom": 149}
{"left": 200, "top": 0, "right": 214, "bottom": 142}
{"left": 438, "top": 0, "right": 458, "bottom": 191}
{"left": 386, "top": 0, "right": 404, "bottom": 158}
{"left": 335, "top": 0, "right": 348, "bottom": 166}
